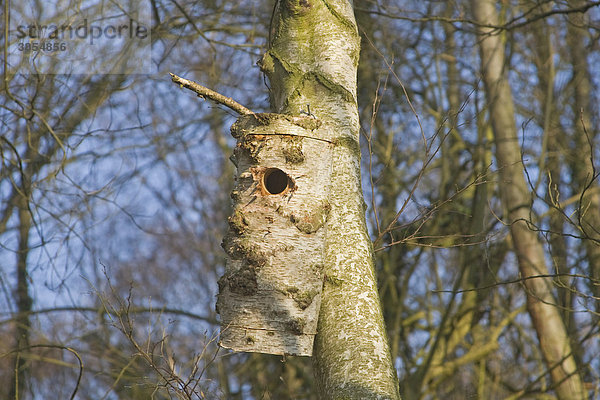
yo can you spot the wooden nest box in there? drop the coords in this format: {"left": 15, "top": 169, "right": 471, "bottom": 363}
{"left": 217, "top": 113, "right": 332, "bottom": 356}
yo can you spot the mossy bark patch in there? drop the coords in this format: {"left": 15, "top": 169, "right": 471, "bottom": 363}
{"left": 290, "top": 200, "right": 330, "bottom": 234}
{"left": 293, "top": 289, "right": 320, "bottom": 310}
{"left": 282, "top": 135, "right": 305, "bottom": 164}
{"left": 221, "top": 267, "right": 258, "bottom": 296}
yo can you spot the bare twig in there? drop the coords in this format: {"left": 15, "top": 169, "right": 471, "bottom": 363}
{"left": 2, "top": 344, "right": 83, "bottom": 400}
{"left": 0, "top": 306, "right": 215, "bottom": 325}
{"left": 355, "top": 1, "right": 600, "bottom": 32}
{"left": 433, "top": 273, "right": 600, "bottom": 295}
{"left": 169, "top": 73, "right": 254, "bottom": 116}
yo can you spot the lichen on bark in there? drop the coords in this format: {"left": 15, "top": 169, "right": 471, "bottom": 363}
{"left": 289, "top": 200, "right": 331, "bottom": 234}
{"left": 283, "top": 135, "right": 305, "bottom": 164}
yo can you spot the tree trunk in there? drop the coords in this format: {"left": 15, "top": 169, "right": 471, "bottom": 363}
{"left": 260, "top": 1, "right": 400, "bottom": 398}
{"left": 3, "top": 74, "right": 127, "bottom": 399}
{"left": 9, "top": 192, "right": 33, "bottom": 399}
{"left": 528, "top": 4, "right": 582, "bottom": 362}
{"left": 567, "top": 0, "right": 600, "bottom": 310}
{"left": 470, "top": 1, "right": 586, "bottom": 398}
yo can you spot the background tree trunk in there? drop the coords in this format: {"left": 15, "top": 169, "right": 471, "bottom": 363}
{"left": 470, "top": 0, "right": 586, "bottom": 398}
{"left": 9, "top": 197, "right": 33, "bottom": 399}
{"left": 566, "top": 0, "right": 600, "bottom": 311}
{"left": 261, "top": 1, "right": 400, "bottom": 398}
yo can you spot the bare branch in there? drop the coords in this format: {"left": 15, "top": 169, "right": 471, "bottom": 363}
{"left": 0, "top": 306, "right": 215, "bottom": 326}
{"left": 356, "top": 1, "right": 600, "bottom": 32}
{"left": 169, "top": 73, "right": 254, "bottom": 116}
{"left": 433, "top": 273, "right": 600, "bottom": 296}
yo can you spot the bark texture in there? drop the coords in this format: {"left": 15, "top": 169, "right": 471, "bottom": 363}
{"left": 470, "top": 1, "right": 586, "bottom": 398}
{"left": 218, "top": 114, "right": 332, "bottom": 356}
{"left": 261, "top": 0, "right": 400, "bottom": 398}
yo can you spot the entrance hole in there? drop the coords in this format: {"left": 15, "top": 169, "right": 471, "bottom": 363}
{"left": 263, "top": 168, "right": 290, "bottom": 195}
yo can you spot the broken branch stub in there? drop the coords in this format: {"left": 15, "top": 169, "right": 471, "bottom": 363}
{"left": 217, "top": 113, "right": 332, "bottom": 356}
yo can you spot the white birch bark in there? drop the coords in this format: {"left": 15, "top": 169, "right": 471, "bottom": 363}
{"left": 218, "top": 114, "right": 332, "bottom": 356}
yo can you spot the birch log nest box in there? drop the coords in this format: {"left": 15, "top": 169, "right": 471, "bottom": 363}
{"left": 217, "top": 113, "right": 332, "bottom": 356}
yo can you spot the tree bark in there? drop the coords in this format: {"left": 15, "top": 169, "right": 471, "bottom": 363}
{"left": 528, "top": 5, "right": 582, "bottom": 362}
{"left": 260, "top": 1, "right": 400, "bottom": 398}
{"left": 9, "top": 199, "right": 33, "bottom": 400}
{"left": 567, "top": 0, "right": 600, "bottom": 310}
{"left": 218, "top": 113, "right": 331, "bottom": 356}
{"left": 470, "top": 1, "right": 586, "bottom": 398}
